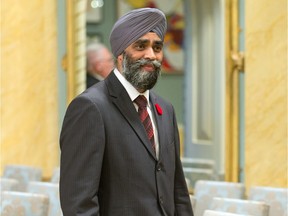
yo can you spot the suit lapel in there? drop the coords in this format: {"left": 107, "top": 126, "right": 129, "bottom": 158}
{"left": 105, "top": 72, "right": 157, "bottom": 160}
{"left": 149, "top": 92, "right": 166, "bottom": 161}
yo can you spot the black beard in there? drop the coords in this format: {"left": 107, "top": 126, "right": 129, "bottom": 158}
{"left": 121, "top": 52, "right": 162, "bottom": 92}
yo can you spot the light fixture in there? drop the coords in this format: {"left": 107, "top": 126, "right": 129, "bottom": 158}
{"left": 91, "top": 0, "right": 104, "bottom": 8}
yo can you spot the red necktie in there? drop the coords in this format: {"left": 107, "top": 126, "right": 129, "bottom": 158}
{"left": 134, "top": 95, "right": 156, "bottom": 152}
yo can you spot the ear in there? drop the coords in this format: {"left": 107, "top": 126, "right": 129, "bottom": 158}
{"left": 116, "top": 54, "right": 123, "bottom": 72}
{"left": 117, "top": 54, "right": 123, "bottom": 61}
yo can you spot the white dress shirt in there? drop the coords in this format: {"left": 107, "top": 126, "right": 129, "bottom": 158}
{"left": 114, "top": 69, "right": 159, "bottom": 159}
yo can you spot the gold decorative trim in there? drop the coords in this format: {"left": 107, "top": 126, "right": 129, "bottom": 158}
{"left": 66, "top": 0, "right": 87, "bottom": 104}
{"left": 225, "top": 0, "right": 241, "bottom": 182}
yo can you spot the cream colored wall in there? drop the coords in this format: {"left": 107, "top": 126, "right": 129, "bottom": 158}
{"left": 1, "top": 1, "right": 59, "bottom": 179}
{"left": 245, "top": 0, "right": 287, "bottom": 188}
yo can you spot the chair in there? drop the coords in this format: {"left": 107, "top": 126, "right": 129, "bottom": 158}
{"left": 27, "top": 181, "right": 63, "bottom": 216}
{"left": 193, "top": 180, "right": 245, "bottom": 216}
{"left": 248, "top": 186, "right": 288, "bottom": 216}
{"left": 183, "top": 167, "right": 216, "bottom": 191}
{"left": 2, "top": 164, "right": 42, "bottom": 191}
{"left": 0, "top": 191, "right": 49, "bottom": 216}
{"left": 204, "top": 210, "right": 255, "bottom": 216}
{"left": 185, "top": 177, "right": 191, "bottom": 191}
{"left": 190, "top": 194, "right": 197, "bottom": 211}
{"left": 0, "top": 177, "right": 19, "bottom": 191}
{"left": 181, "top": 157, "right": 215, "bottom": 170}
{"left": 210, "top": 197, "right": 269, "bottom": 216}
{"left": 50, "top": 167, "right": 60, "bottom": 183}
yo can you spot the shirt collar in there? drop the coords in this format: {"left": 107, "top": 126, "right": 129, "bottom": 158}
{"left": 113, "top": 69, "right": 150, "bottom": 106}
{"left": 92, "top": 73, "right": 104, "bottom": 81}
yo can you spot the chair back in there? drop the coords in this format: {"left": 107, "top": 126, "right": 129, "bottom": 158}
{"left": 50, "top": 167, "right": 60, "bottom": 183}
{"left": 1, "top": 191, "right": 49, "bottom": 216}
{"left": 210, "top": 197, "right": 269, "bottom": 216}
{"left": 190, "top": 194, "right": 197, "bottom": 211}
{"left": 204, "top": 210, "right": 255, "bottom": 216}
{"left": 248, "top": 186, "right": 288, "bottom": 216}
{"left": 0, "top": 177, "right": 19, "bottom": 191}
{"left": 183, "top": 168, "right": 216, "bottom": 191}
{"left": 181, "top": 157, "right": 215, "bottom": 169}
{"left": 3, "top": 164, "right": 42, "bottom": 191}
{"left": 193, "top": 180, "right": 245, "bottom": 216}
{"left": 27, "top": 181, "right": 63, "bottom": 216}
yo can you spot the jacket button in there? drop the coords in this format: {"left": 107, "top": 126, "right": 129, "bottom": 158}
{"left": 157, "top": 165, "right": 161, "bottom": 171}
{"left": 159, "top": 196, "right": 164, "bottom": 204}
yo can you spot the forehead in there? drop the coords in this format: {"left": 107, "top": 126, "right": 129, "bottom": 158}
{"left": 133, "top": 32, "right": 162, "bottom": 43}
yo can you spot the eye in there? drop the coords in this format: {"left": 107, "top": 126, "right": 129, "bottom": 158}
{"left": 133, "top": 41, "right": 146, "bottom": 51}
{"left": 135, "top": 43, "right": 146, "bottom": 50}
{"left": 153, "top": 45, "right": 163, "bottom": 53}
{"left": 136, "top": 44, "right": 145, "bottom": 50}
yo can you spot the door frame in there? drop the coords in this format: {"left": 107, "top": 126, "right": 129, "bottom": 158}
{"left": 183, "top": 0, "right": 241, "bottom": 181}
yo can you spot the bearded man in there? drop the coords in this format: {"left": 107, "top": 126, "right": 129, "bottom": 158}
{"left": 59, "top": 7, "right": 193, "bottom": 216}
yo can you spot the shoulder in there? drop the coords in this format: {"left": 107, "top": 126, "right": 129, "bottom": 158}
{"left": 150, "top": 91, "right": 173, "bottom": 107}
{"left": 68, "top": 82, "right": 108, "bottom": 109}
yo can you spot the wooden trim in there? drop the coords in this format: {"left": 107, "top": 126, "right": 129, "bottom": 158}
{"left": 65, "top": 0, "right": 87, "bottom": 104}
{"left": 225, "top": 0, "right": 240, "bottom": 182}
{"left": 66, "top": 0, "right": 76, "bottom": 104}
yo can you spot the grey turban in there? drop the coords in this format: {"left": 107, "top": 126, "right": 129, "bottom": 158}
{"left": 109, "top": 7, "right": 167, "bottom": 57}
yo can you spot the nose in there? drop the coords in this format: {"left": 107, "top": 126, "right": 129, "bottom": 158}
{"left": 144, "top": 47, "right": 156, "bottom": 60}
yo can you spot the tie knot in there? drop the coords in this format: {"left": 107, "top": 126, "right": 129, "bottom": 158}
{"left": 134, "top": 95, "right": 148, "bottom": 108}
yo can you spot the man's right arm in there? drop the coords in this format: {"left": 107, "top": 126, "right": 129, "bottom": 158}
{"left": 59, "top": 96, "right": 105, "bottom": 215}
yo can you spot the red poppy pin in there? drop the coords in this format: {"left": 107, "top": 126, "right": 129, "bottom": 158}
{"left": 155, "top": 104, "right": 163, "bottom": 115}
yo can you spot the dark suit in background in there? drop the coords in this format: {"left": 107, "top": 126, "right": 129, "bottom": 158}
{"left": 86, "top": 73, "right": 100, "bottom": 88}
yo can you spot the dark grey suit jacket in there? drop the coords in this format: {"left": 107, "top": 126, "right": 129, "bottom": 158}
{"left": 60, "top": 72, "right": 193, "bottom": 216}
{"left": 86, "top": 73, "right": 100, "bottom": 89}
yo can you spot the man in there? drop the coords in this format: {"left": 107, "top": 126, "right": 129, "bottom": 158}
{"left": 60, "top": 7, "right": 193, "bottom": 216}
{"left": 86, "top": 42, "right": 114, "bottom": 88}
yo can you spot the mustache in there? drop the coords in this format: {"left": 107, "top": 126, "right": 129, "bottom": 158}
{"left": 134, "top": 58, "right": 162, "bottom": 69}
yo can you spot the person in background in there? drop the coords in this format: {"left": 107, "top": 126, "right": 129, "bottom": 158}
{"left": 86, "top": 42, "right": 114, "bottom": 88}
{"left": 60, "top": 7, "right": 193, "bottom": 216}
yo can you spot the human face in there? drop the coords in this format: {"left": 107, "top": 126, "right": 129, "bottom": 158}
{"left": 118, "top": 32, "right": 164, "bottom": 92}
{"left": 97, "top": 48, "right": 114, "bottom": 78}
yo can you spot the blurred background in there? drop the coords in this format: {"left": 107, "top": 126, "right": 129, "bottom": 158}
{"left": 1, "top": 0, "right": 287, "bottom": 192}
